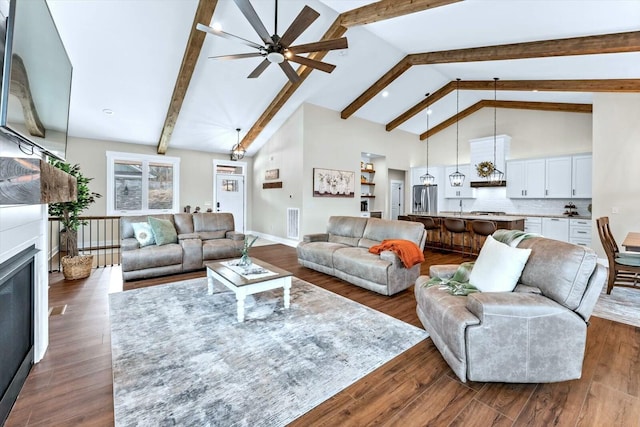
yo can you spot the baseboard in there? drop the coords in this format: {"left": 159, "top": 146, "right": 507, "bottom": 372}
{"left": 247, "top": 231, "right": 298, "bottom": 248}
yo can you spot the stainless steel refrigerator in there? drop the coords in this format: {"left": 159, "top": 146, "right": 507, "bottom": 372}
{"left": 412, "top": 185, "right": 438, "bottom": 213}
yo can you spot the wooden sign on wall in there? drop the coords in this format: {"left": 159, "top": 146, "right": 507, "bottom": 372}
{"left": 263, "top": 182, "right": 282, "bottom": 189}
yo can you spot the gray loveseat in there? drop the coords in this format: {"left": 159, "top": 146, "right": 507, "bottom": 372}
{"left": 415, "top": 236, "right": 607, "bottom": 383}
{"left": 120, "top": 213, "right": 244, "bottom": 281}
{"left": 297, "top": 216, "right": 426, "bottom": 295}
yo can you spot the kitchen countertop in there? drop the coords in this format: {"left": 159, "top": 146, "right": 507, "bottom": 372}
{"left": 410, "top": 212, "right": 527, "bottom": 222}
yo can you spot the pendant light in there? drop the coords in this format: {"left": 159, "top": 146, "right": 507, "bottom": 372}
{"left": 420, "top": 100, "right": 435, "bottom": 186}
{"left": 230, "top": 128, "right": 245, "bottom": 161}
{"left": 449, "top": 78, "right": 465, "bottom": 187}
{"left": 487, "top": 77, "right": 505, "bottom": 185}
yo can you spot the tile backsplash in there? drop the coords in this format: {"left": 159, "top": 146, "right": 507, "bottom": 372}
{"left": 443, "top": 187, "right": 592, "bottom": 217}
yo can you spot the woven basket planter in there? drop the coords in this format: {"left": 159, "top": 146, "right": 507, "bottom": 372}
{"left": 61, "top": 255, "right": 94, "bottom": 280}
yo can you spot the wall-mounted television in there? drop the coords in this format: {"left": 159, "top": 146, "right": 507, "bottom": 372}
{"left": 0, "top": 0, "right": 72, "bottom": 160}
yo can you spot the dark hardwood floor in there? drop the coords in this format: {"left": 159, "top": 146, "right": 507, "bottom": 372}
{"left": 6, "top": 245, "right": 640, "bottom": 426}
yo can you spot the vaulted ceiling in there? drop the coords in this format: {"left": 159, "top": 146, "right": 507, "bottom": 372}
{"left": 46, "top": 0, "right": 640, "bottom": 157}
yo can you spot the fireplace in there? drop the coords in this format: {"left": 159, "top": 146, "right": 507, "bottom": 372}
{"left": 0, "top": 245, "right": 37, "bottom": 425}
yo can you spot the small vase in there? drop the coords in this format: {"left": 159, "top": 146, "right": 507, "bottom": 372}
{"left": 238, "top": 252, "right": 252, "bottom": 267}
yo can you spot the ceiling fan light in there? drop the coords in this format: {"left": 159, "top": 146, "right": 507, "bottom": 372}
{"left": 267, "top": 52, "right": 285, "bottom": 63}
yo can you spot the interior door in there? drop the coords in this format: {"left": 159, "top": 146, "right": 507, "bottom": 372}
{"left": 215, "top": 174, "right": 245, "bottom": 232}
{"left": 390, "top": 180, "right": 403, "bottom": 220}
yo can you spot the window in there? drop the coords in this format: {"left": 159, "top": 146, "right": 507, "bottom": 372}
{"left": 106, "top": 152, "right": 180, "bottom": 215}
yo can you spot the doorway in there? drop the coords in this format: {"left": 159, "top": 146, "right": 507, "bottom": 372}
{"left": 390, "top": 180, "right": 404, "bottom": 220}
{"left": 213, "top": 161, "right": 246, "bottom": 232}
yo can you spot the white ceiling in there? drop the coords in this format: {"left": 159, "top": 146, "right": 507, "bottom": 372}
{"left": 46, "top": 0, "right": 640, "bottom": 156}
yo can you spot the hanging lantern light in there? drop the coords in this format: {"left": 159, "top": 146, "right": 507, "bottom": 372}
{"left": 487, "top": 77, "right": 505, "bottom": 185}
{"left": 449, "top": 78, "right": 465, "bottom": 187}
{"left": 230, "top": 128, "right": 245, "bottom": 161}
{"left": 420, "top": 101, "right": 435, "bottom": 186}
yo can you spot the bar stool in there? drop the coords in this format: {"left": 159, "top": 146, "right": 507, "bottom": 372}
{"left": 444, "top": 218, "right": 470, "bottom": 256}
{"left": 471, "top": 220, "right": 497, "bottom": 255}
{"left": 417, "top": 217, "right": 441, "bottom": 250}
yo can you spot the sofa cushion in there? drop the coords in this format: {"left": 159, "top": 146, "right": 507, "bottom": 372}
{"left": 326, "top": 216, "right": 368, "bottom": 247}
{"left": 469, "top": 235, "right": 532, "bottom": 292}
{"left": 174, "top": 213, "right": 194, "bottom": 234}
{"left": 193, "top": 212, "right": 235, "bottom": 235}
{"left": 131, "top": 222, "right": 155, "bottom": 247}
{"left": 517, "top": 237, "right": 598, "bottom": 310}
{"left": 359, "top": 218, "right": 425, "bottom": 249}
{"left": 148, "top": 217, "right": 178, "bottom": 245}
{"left": 333, "top": 247, "right": 391, "bottom": 285}
{"left": 202, "top": 239, "right": 242, "bottom": 260}
{"left": 297, "top": 241, "right": 349, "bottom": 267}
{"left": 121, "top": 243, "right": 182, "bottom": 271}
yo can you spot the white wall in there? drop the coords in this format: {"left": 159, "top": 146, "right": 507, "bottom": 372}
{"left": 592, "top": 93, "right": 640, "bottom": 258}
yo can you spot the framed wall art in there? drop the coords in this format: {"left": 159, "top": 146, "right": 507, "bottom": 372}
{"left": 313, "top": 168, "right": 355, "bottom": 198}
{"left": 265, "top": 169, "right": 279, "bottom": 180}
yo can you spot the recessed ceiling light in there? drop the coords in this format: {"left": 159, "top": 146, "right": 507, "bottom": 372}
{"left": 102, "top": 109, "right": 113, "bottom": 115}
{"left": 381, "top": 91, "right": 389, "bottom": 98}
{"left": 532, "top": 89, "right": 539, "bottom": 92}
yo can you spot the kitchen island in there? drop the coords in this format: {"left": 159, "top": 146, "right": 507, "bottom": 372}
{"left": 407, "top": 212, "right": 526, "bottom": 254}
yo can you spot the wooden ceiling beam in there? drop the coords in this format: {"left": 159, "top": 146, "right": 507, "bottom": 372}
{"left": 410, "top": 30, "right": 640, "bottom": 64}
{"left": 390, "top": 79, "right": 640, "bottom": 131}
{"left": 419, "top": 100, "right": 592, "bottom": 140}
{"left": 157, "top": 0, "right": 217, "bottom": 155}
{"left": 339, "top": 0, "right": 461, "bottom": 27}
{"left": 345, "top": 31, "right": 640, "bottom": 121}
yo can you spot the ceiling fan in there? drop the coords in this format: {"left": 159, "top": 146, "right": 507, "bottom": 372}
{"left": 197, "top": 0, "right": 348, "bottom": 83}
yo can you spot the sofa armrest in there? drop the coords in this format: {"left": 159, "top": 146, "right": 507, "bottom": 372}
{"left": 178, "top": 233, "right": 200, "bottom": 241}
{"left": 226, "top": 231, "right": 245, "bottom": 241}
{"left": 379, "top": 250, "right": 403, "bottom": 268}
{"left": 466, "top": 292, "right": 567, "bottom": 322}
{"left": 428, "top": 264, "right": 460, "bottom": 280}
{"left": 121, "top": 238, "right": 140, "bottom": 251}
{"left": 303, "top": 233, "right": 329, "bottom": 243}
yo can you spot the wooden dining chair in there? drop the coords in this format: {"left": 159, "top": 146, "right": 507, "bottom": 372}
{"left": 596, "top": 216, "right": 640, "bottom": 294}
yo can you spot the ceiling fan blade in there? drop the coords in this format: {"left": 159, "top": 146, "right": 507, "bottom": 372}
{"left": 248, "top": 59, "right": 271, "bottom": 78}
{"left": 232, "top": 0, "right": 274, "bottom": 45}
{"left": 288, "top": 55, "right": 336, "bottom": 74}
{"left": 279, "top": 5, "right": 320, "bottom": 47}
{"left": 209, "top": 52, "right": 264, "bottom": 60}
{"left": 279, "top": 61, "right": 301, "bottom": 84}
{"left": 196, "top": 23, "right": 264, "bottom": 50}
{"left": 288, "top": 37, "right": 348, "bottom": 54}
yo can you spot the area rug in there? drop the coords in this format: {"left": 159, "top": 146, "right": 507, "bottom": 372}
{"left": 109, "top": 277, "right": 428, "bottom": 426}
{"left": 592, "top": 285, "right": 640, "bottom": 328}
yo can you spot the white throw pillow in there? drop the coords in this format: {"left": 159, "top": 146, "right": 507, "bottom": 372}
{"left": 469, "top": 235, "right": 532, "bottom": 292}
{"left": 131, "top": 222, "right": 155, "bottom": 247}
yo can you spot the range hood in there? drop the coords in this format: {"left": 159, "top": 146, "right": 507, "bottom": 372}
{"left": 469, "top": 135, "right": 511, "bottom": 187}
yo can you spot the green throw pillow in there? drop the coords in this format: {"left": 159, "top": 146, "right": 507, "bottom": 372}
{"left": 131, "top": 222, "right": 155, "bottom": 247}
{"left": 148, "top": 217, "right": 178, "bottom": 246}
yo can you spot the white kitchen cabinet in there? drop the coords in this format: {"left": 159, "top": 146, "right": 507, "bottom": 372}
{"left": 545, "top": 156, "right": 572, "bottom": 198}
{"left": 524, "top": 217, "right": 542, "bottom": 234}
{"left": 444, "top": 164, "right": 475, "bottom": 198}
{"left": 569, "top": 218, "right": 592, "bottom": 247}
{"left": 571, "top": 155, "right": 592, "bottom": 198}
{"left": 506, "top": 159, "right": 545, "bottom": 198}
{"left": 542, "top": 217, "right": 570, "bottom": 242}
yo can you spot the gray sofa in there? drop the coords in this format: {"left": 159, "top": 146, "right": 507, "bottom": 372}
{"left": 415, "top": 236, "right": 607, "bottom": 383}
{"left": 120, "top": 213, "right": 244, "bottom": 281}
{"left": 297, "top": 216, "right": 426, "bottom": 295}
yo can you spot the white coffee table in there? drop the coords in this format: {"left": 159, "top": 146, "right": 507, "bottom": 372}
{"left": 205, "top": 258, "right": 293, "bottom": 322}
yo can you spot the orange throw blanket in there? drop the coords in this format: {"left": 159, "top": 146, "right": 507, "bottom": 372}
{"left": 369, "top": 239, "right": 424, "bottom": 268}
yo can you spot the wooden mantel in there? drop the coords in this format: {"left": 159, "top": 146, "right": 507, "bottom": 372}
{"left": 0, "top": 158, "right": 76, "bottom": 205}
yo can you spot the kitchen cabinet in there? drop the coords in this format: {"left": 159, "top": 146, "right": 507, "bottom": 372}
{"left": 545, "top": 156, "right": 572, "bottom": 198}
{"left": 524, "top": 217, "right": 542, "bottom": 234}
{"left": 506, "top": 159, "right": 546, "bottom": 198}
{"left": 444, "top": 165, "right": 475, "bottom": 198}
{"left": 569, "top": 218, "right": 592, "bottom": 247}
{"left": 571, "top": 154, "right": 592, "bottom": 198}
{"left": 542, "top": 217, "right": 570, "bottom": 242}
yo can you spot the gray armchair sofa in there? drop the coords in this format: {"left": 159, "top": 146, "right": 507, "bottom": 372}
{"left": 120, "top": 212, "right": 244, "bottom": 281}
{"left": 415, "top": 236, "right": 607, "bottom": 383}
{"left": 297, "top": 216, "right": 426, "bottom": 295}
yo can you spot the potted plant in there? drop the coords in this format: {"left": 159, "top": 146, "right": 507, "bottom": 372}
{"left": 48, "top": 159, "right": 102, "bottom": 280}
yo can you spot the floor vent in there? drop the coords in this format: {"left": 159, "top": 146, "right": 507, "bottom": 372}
{"left": 287, "top": 208, "right": 300, "bottom": 240}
